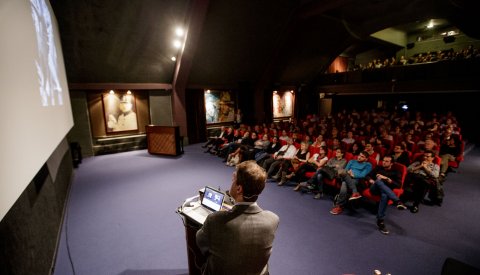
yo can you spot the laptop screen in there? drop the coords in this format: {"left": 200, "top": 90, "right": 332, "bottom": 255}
{"left": 201, "top": 186, "right": 225, "bottom": 212}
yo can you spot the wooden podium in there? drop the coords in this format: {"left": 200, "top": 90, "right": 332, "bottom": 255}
{"left": 145, "top": 125, "right": 183, "bottom": 156}
{"left": 182, "top": 216, "right": 205, "bottom": 275}
{"left": 177, "top": 198, "right": 206, "bottom": 275}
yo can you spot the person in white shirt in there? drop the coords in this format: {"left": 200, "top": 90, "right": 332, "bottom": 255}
{"left": 263, "top": 138, "right": 297, "bottom": 178}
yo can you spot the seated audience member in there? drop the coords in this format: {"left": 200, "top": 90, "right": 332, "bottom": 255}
{"left": 327, "top": 137, "right": 341, "bottom": 151}
{"left": 402, "top": 133, "right": 416, "bottom": 152}
{"left": 392, "top": 144, "right": 410, "bottom": 167}
{"left": 366, "top": 155, "right": 407, "bottom": 235}
{"left": 438, "top": 133, "right": 461, "bottom": 179}
{"left": 263, "top": 138, "right": 297, "bottom": 178}
{"left": 311, "top": 134, "right": 327, "bottom": 148}
{"left": 255, "top": 136, "right": 281, "bottom": 166}
{"left": 416, "top": 138, "right": 438, "bottom": 155}
{"left": 226, "top": 132, "right": 256, "bottom": 166}
{"left": 341, "top": 131, "right": 356, "bottom": 145}
{"left": 379, "top": 129, "right": 394, "bottom": 147}
{"left": 303, "top": 135, "right": 313, "bottom": 145}
{"left": 291, "top": 132, "right": 302, "bottom": 144}
{"left": 196, "top": 160, "right": 279, "bottom": 275}
{"left": 202, "top": 126, "right": 226, "bottom": 149}
{"left": 203, "top": 126, "right": 233, "bottom": 153}
{"left": 278, "top": 130, "right": 290, "bottom": 142}
{"left": 276, "top": 142, "right": 310, "bottom": 186}
{"left": 294, "top": 148, "right": 347, "bottom": 198}
{"left": 222, "top": 131, "right": 252, "bottom": 160}
{"left": 253, "top": 134, "right": 271, "bottom": 155}
{"left": 291, "top": 146, "right": 328, "bottom": 187}
{"left": 349, "top": 141, "right": 364, "bottom": 156}
{"left": 330, "top": 151, "right": 373, "bottom": 215}
{"left": 401, "top": 150, "right": 441, "bottom": 213}
{"left": 390, "top": 125, "right": 403, "bottom": 143}
{"left": 364, "top": 142, "right": 380, "bottom": 164}
{"left": 216, "top": 129, "right": 240, "bottom": 157}
{"left": 416, "top": 133, "right": 436, "bottom": 148}
{"left": 374, "top": 138, "right": 388, "bottom": 158}
{"left": 226, "top": 150, "right": 242, "bottom": 167}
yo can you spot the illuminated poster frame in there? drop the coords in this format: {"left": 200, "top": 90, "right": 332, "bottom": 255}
{"left": 102, "top": 91, "right": 138, "bottom": 133}
{"left": 204, "top": 90, "right": 235, "bottom": 124}
{"left": 272, "top": 90, "right": 295, "bottom": 119}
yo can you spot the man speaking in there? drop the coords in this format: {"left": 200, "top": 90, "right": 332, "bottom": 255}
{"left": 196, "top": 160, "right": 280, "bottom": 274}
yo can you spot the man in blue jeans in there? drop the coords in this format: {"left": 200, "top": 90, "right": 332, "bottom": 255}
{"left": 366, "top": 155, "right": 407, "bottom": 234}
{"left": 330, "top": 151, "right": 372, "bottom": 215}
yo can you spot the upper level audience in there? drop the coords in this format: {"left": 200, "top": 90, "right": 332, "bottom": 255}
{"left": 354, "top": 44, "right": 480, "bottom": 71}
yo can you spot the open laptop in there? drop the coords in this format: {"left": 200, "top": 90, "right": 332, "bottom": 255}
{"left": 181, "top": 186, "right": 226, "bottom": 225}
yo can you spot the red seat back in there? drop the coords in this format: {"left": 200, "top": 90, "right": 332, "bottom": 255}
{"left": 392, "top": 163, "right": 407, "bottom": 188}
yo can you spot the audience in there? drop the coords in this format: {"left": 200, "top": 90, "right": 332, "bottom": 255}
{"left": 354, "top": 45, "right": 480, "bottom": 71}
{"left": 202, "top": 107, "right": 464, "bottom": 234}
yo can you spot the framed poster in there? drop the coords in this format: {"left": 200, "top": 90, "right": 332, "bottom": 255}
{"left": 204, "top": 90, "right": 235, "bottom": 124}
{"left": 103, "top": 91, "right": 138, "bottom": 133}
{"left": 273, "top": 91, "right": 294, "bottom": 118}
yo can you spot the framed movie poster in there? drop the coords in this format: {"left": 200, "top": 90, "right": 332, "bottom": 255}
{"left": 272, "top": 91, "right": 294, "bottom": 119}
{"left": 103, "top": 91, "right": 138, "bottom": 133}
{"left": 204, "top": 90, "right": 235, "bottom": 124}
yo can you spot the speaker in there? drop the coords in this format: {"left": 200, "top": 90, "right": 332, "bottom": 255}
{"left": 406, "top": 42, "right": 415, "bottom": 49}
{"left": 441, "top": 257, "right": 480, "bottom": 275}
{"left": 443, "top": 36, "right": 456, "bottom": 43}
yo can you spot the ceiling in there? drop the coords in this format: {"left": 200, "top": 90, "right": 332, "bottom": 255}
{"left": 50, "top": 0, "right": 480, "bottom": 89}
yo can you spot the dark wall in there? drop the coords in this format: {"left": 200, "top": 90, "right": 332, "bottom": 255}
{"left": 0, "top": 138, "right": 74, "bottom": 275}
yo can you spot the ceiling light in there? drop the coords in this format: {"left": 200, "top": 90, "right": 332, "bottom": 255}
{"left": 173, "top": 40, "right": 182, "bottom": 48}
{"left": 175, "top": 27, "right": 184, "bottom": 37}
{"left": 109, "top": 90, "right": 115, "bottom": 94}
{"left": 171, "top": 56, "right": 176, "bottom": 61}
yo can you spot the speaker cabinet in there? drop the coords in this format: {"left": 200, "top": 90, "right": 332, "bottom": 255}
{"left": 443, "top": 36, "right": 456, "bottom": 43}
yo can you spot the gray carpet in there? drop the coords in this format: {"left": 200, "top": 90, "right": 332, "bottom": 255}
{"left": 54, "top": 143, "right": 480, "bottom": 275}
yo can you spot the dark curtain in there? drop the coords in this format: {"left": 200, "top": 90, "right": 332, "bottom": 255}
{"left": 186, "top": 89, "right": 206, "bottom": 144}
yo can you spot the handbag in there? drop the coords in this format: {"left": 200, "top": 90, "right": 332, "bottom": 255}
{"left": 320, "top": 166, "right": 337, "bottom": 180}
{"left": 291, "top": 159, "right": 300, "bottom": 170}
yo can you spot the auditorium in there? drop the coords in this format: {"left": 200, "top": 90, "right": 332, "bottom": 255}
{"left": 1, "top": 1, "right": 480, "bottom": 274}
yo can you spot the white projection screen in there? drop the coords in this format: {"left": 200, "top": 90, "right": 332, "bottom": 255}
{"left": 0, "top": 0, "right": 73, "bottom": 220}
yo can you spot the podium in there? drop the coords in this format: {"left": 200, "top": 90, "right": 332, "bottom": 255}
{"left": 177, "top": 194, "right": 234, "bottom": 275}
{"left": 177, "top": 196, "right": 206, "bottom": 275}
{"left": 145, "top": 125, "right": 183, "bottom": 156}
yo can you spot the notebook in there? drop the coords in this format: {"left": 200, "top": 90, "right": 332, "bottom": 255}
{"left": 182, "top": 186, "right": 226, "bottom": 225}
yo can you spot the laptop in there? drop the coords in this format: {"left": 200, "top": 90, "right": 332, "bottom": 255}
{"left": 182, "top": 186, "right": 226, "bottom": 225}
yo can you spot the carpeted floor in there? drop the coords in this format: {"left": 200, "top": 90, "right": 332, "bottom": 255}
{"left": 53, "top": 143, "right": 480, "bottom": 275}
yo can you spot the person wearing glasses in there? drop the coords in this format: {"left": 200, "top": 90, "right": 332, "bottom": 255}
{"left": 402, "top": 150, "right": 440, "bottom": 213}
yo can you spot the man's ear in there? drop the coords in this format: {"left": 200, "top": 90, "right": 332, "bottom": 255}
{"left": 236, "top": 183, "right": 243, "bottom": 196}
